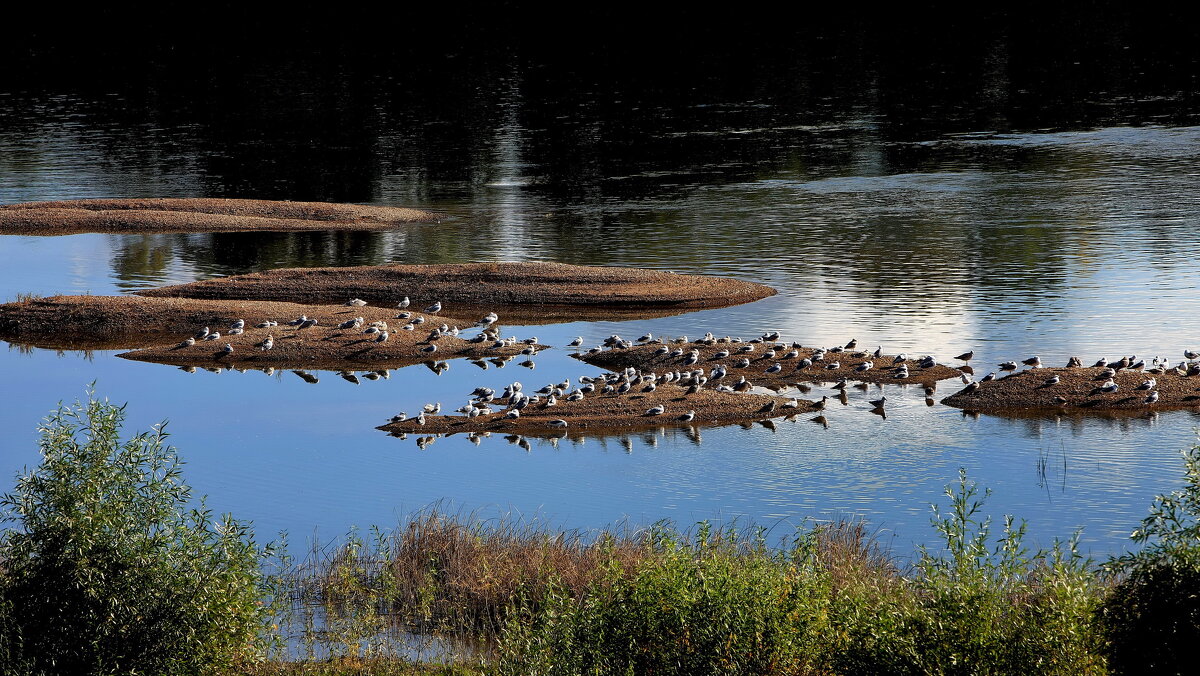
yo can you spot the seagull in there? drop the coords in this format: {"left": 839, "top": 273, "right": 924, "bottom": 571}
{"left": 1099, "top": 379, "right": 1118, "bottom": 393}
{"left": 480, "top": 312, "right": 499, "bottom": 326}
{"left": 288, "top": 315, "right": 308, "bottom": 326}
{"left": 421, "top": 344, "right": 437, "bottom": 353}
{"left": 638, "top": 332, "right": 653, "bottom": 343}
{"left": 854, "top": 361, "right": 873, "bottom": 372}
{"left": 1023, "top": 356, "right": 1042, "bottom": 368}
{"left": 765, "top": 363, "right": 783, "bottom": 374}
{"left": 1186, "top": 350, "right": 1200, "bottom": 360}
{"left": 1137, "top": 378, "right": 1157, "bottom": 391}
{"left": 869, "top": 396, "right": 886, "bottom": 409}
{"left": 346, "top": 298, "right": 368, "bottom": 307}
{"left": 955, "top": 351, "right": 974, "bottom": 362}
{"left": 980, "top": 372, "right": 996, "bottom": 382}
{"left": 646, "top": 404, "right": 666, "bottom": 416}
{"left": 1053, "top": 396, "right": 1068, "bottom": 405}
{"left": 1094, "top": 358, "right": 1109, "bottom": 368}
{"left": 298, "top": 319, "right": 317, "bottom": 330}
{"left": 568, "top": 337, "right": 583, "bottom": 347}
{"left": 221, "top": 343, "right": 233, "bottom": 355}
{"left": 845, "top": 338, "right": 858, "bottom": 349}
{"left": 375, "top": 331, "right": 389, "bottom": 343}
{"left": 231, "top": 319, "right": 245, "bottom": 330}
{"left": 679, "top": 410, "right": 696, "bottom": 422}
{"left": 549, "top": 419, "right": 568, "bottom": 428}
{"left": 999, "top": 361, "right": 1017, "bottom": 370}
{"left": 811, "top": 396, "right": 828, "bottom": 411}
{"left": 337, "top": 318, "right": 361, "bottom": 330}
{"left": 1044, "top": 375, "right": 1060, "bottom": 386}
{"left": 505, "top": 409, "right": 520, "bottom": 419}
{"left": 390, "top": 412, "right": 408, "bottom": 423}
{"left": 194, "top": 327, "right": 210, "bottom": 340}
{"left": 424, "top": 301, "right": 442, "bottom": 314}
{"left": 178, "top": 337, "right": 195, "bottom": 348}
{"left": 397, "top": 297, "right": 410, "bottom": 309}
{"left": 424, "top": 402, "right": 441, "bottom": 414}
{"left": 260, "top": 335, "right": 274, "bottom": 351}
{"left": 205, "top": 332, "right": 221, "bottom": 341}
{"left": 1145, "top": 391, "right": 1160, "bottom": 405}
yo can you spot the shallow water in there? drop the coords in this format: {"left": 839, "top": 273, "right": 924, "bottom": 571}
{"left": 3, "top": 31, "right": 1200, "bottom": 560}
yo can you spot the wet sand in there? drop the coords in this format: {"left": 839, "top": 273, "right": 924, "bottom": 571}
{"left": 576, "top": 341, "right": 963, "bottom": 387}
{"left": 0, "top": 295, "right": 540, "bottom": 366}
{"left": 941, "top": 366, "right": 1200, "bottom": 411}
{"left": 0, "top": 198, "right": 442, "bottom": 235}
{"left": 137, "top": 262, "right": 777, "bottom": 320}
{"left": 378, "top": 383, "right": 813, "bottom": 437}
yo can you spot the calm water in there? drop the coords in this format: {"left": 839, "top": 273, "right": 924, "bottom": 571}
{"left": 2, "top": 28, "right": 1200, "bottom": 559}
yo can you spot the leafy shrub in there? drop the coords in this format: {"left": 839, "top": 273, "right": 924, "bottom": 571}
{"left": 1101, "top": 440, "right": 1200, "bottom": 674}
{"left": 0, "top": 388, "right": 273, "bottom": 675}
{"left": 495, "top": 522, "right": 833, "bottom": 675}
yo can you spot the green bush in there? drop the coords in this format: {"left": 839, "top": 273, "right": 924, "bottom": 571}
{"left": 0, "top": 388, "right": 273, "bottom": 675}
{"left": 495, "top": 523, "right": 831, "bottom": 675}
{"left": 1101, "top": 440, "right": 1200, "bottom": 674}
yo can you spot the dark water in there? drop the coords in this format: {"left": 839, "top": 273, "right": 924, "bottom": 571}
{"left": 3, "top": 19, "right": 1200, "bottom": 558}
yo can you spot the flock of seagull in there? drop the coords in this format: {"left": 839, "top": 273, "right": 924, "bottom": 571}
{"left": 166, "top": 296, "right": 1200, "bottom": 435}
{"left": 172, "top": 296, "right": 547, "bottom": 364}
{"left": 956, "top": 352, "right": 1200, "bottom": 406}
{"left": 388, "top": 333, "right": 942, "bottom": 432}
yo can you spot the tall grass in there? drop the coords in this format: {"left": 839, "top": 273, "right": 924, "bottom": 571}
{"left": 274, "top": 491, "right": 1107, "bottom": 675}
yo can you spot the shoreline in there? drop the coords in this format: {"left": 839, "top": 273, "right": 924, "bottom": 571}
{"left": 0, "top": 198, "right": 443, "bottom": 235}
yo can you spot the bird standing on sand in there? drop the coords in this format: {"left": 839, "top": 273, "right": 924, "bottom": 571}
{"left": 421, "top": 344, "right": 437, "bottom": 354}
{"left": 205, "top": 331, "right": 221, "bottom": 341}
{"left": 955, "top": 351, "right": 974, "bottom": 362}
{"left": 179, "top": 337, "right": 195, "bottom": 348}
{"left": 195, "top": 327, "right": 210, "bottom": 340}
{"left": 375, "top": 331, "right": 389, "bottom": 343}
{"left": 231, "top": 319, "right": 245, "bottom": 330}
{"left": 1023, "top": 356, "right": 1042, "bottom": 368}
{"left": 425, "top": 301, "right": 442, "bottom": 315}
{"left": 346, "top": 298, "right": 367, "bottom": 307}
{"left": 260, "top": 335, "right": 274, "bottom": 351}
{"left": 221, "top": 343, "right": 233, "bottom": 355}
{"left": 397, "top": 297, "right": 410, "bottom": 309}
{"left": 1044, "top": 375, "right": 1060, "bottom": 386}
{"left": 1146, "top": 391, "right": 1160, "bottom": 405}
{"left": 1066, "top": 356, "right": 1083, "bottom": 367}
{"left": 1186, "top": 350, "right": 1200, "bottom": 361}
{"left": 646, "top": 404, "right": 666, "bottom": 416}
{"left": 679, "top": 410, "right": 696, "bottom": 422}
{"left": 549, "top": 419, "right": 568, "bottom": 428}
